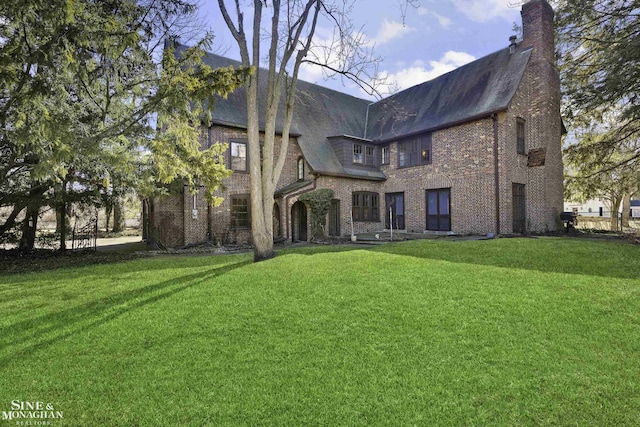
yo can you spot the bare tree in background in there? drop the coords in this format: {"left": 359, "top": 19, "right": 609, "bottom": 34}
{"left": 216, "top": 0, "right": 388, "bottom": 261}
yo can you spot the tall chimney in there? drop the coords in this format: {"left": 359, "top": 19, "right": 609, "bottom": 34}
{"left": 521, "top": 0, "right": 555, "bottom": 67}
{"left": 519, "top": 0, "right": 564, "bottom": 232}
{"left": 509, "top": 35, "right": 517, "bottom": 54}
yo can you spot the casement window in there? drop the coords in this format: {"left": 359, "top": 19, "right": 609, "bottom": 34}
{"left": 297, "top": 157, "right": 305, "bottom": 180}
{"left": 353, "top": 144, "right": 363, "bottom": 164}
{"left": 381, "top": 146, "right": 390, "bottom": 165}
{"left": 398, "top": 133, "right": 432, "bottom": 167}
{"left": 230, "top": 141, "right": 248, "bottom": 171}
{"left": 365, "top": 146, "right": 375, "bottom": 165}
{"left": 231, "top": 195, "right": 250, "bottom": 229}
{"left": 516, "top": 118, "right": 525, "bottom": 155}
{"left": 352, "top": 192, "right": 379, "bottom": 222}
{"left": 420, "top": 133, "right": 432, "bottom": 164}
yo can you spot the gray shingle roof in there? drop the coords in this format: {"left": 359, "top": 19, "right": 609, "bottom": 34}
{"left": 175, "top": 41, "right": 531, "bottom": 180}
{"left": 365, "top": 45, "right": 532, "bottom": 142}
{"left": 175, "top": 43, "right": 378, "bottom": 179}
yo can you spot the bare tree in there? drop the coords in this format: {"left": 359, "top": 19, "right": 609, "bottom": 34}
{"left": 216, "top": 0, "right": 385, "bottom": 261}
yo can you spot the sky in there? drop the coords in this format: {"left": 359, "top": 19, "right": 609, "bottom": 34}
{"left": 196, "top": 0, "right": 526, "bottom": 100}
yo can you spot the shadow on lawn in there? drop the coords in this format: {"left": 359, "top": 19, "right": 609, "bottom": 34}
{"left": 0, "top": 259, "right": 251, "bottom": 367}
{"left": 367, "top": 238, "right": 640, "bottom": 280}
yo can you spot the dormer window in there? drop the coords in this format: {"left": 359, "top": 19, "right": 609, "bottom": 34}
{"left": 365, "top": 146, "right": 375, "bottom": 165}
{"left": 297, "top": 157, "right": 305, "bottom": 180}
{"left": 353, "top": 144, "right": 363, "bottom": 164}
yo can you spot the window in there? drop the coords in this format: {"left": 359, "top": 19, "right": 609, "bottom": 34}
{"left": 512, "top": 183, "right": 526, "bottom": 233}
{"left": 381, "top": 146, "right": 390, "bottom": 165}
{"left": 231, "top": 195, "right": 250, "bottom": 229}
{"left": 365, "top": 146, "right": 375, "bottom": 165}
{"left": 385, "top": 193, "right": 405, "bottom": 230}
{"left": 352, "top": 192, "right": 379, "bottom": 222}
{"left": 353, "top": 144, "right": 363, "bottom": 164}
{"left": 230, "top": 141, "right": 247, "bottom": 171}
{"left": 516, "top": 118, "right": 525, "bottom": 155}
{"left": 426, "top": 188, "right": 451, "bottom": 231}
{"left": 399, "top": 133, "right": 432, "bottom": 167}
{"left": 420, "top": 134, "right": 432, "bottom": 164}
{"left": 297, "top": 157, "right": 305, "bottom": 180}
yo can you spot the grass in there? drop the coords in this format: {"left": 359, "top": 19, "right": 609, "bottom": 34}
{"left": 0, "top": 237, "right": 639, "bottom": 426}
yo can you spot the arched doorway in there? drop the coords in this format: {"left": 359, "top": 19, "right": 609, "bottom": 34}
{"left": 273, "top": 202, "right": 281, "bottom": 238}
{"left": 291, "top": 201, "right": 308, "bottom": 242}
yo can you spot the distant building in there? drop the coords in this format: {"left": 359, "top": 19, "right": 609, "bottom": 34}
{"left": 632, "top": 200, "right": 640, "bottom": 218}
{"left": 565, "top": 198, "right": 640, "bottom": 218}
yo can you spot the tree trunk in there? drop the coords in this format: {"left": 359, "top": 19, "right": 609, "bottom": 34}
{"left": 56, "top": 181, "right": 67, "bottom": 251}
{"left": 621, "top": 193, "right": 631, "bottom": 228}
{"left": 57, "top": 201, "right": 67, "bottom": 251}
{"left": 610, "top": 196, "right": 622, "bottom": 231}
{"left": 104, "top": 200, "right": 113, "bottom": 232}
{"left": 0, "top": 204, "right": 25, "bottom": 239}
{"left": 19, "top": 205, "right": 39, "bottom": 252}
{"left": 112, "top": 197, "right": 125, "bottom": 233}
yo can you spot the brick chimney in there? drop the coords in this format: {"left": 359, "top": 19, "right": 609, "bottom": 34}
{"left": 519, "top": 0, "right": 564, "bottom": 232}
{"left": 521, "top": 0, "right": 556, "bottom": 67}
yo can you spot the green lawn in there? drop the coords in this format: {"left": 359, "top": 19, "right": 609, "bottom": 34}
{"left": 1, "top": 237, "right": 639, "bottom": 426}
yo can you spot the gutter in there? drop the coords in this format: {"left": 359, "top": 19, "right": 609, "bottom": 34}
{"left": 372, "top": 109, "right": 508, "bottom": 145}
{"left": 492, "top": 113, "right": 501, "bottom": 235}
{"left": 312, "top": 170, "right": 387, "bottom": 182}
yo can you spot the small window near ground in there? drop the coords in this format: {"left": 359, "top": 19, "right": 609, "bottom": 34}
{"left": 231, "top": 195, "right": 250, "bottom": 229}
{"left": 352, "top": 192, "right": 379, "bottom": 222}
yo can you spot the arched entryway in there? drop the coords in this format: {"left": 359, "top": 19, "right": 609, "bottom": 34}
{"left": 291, "top": 201, "right": 308, "bottom": 242}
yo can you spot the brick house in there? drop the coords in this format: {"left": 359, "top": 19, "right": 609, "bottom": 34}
{"left": 149, "top": 0, "right": 563, "bottom": 247}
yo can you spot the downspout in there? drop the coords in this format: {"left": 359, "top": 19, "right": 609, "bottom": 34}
{"left": 364, "top": 103, "right": 372, "bottom": 139}
{"left": 492, "top": 114, "right": 501, "bottom": 235}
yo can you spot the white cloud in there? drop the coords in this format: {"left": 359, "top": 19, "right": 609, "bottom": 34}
{"left": 451, "top": 0, "right": 519, "bottom": 22}
{"left": 415, "top": 7, "right": 452, "bottom": 28}
{"left": 383, "top": 51, "right": 476, "bottom": 91}
{"left": 432, "top": 12, "right": 452, "bottom": 28}
{"left": 372, "top": 19, "right": 414, "bottom": 45}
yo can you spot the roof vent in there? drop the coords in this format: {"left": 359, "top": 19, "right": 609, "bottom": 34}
{"left": 509, "top": 35, "right": 517, "bottom": 54}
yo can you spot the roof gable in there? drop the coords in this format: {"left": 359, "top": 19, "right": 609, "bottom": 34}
{"left": 175, "top": 41, "right": 531, "bottom": 179}
{"left": 365, "top": 45, "right": 532, "bottom": 142}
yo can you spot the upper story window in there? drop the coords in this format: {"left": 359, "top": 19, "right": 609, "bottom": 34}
{"left": 353, "top": 143, "right": 363, "bottom": 164}
{"left": 398, "top": 133, "right": 431, "bottom": 168}
{"left": 516, "top": 118, "right": 525, "bottom": 155}
{"left": 365, "top": 146, "right": 375, "bottom": 165}
{"left": 297, "top": 157, "right": 305, "bottom": 180}
{"left": 352, "top": 192, "right": 379, "bottom": 222}
{"left": 381, "top": 146, "right": 390, "bottom": 165}
{"left": 230, "top": 141, "right": 248, "bottom": 172}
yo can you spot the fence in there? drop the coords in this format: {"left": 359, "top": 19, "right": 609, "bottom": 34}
{"left": 71, "top": 217, "right": 98, "bottom": 250}
{"left": 572, "top": 211, "right": 640, "bottom": 233}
